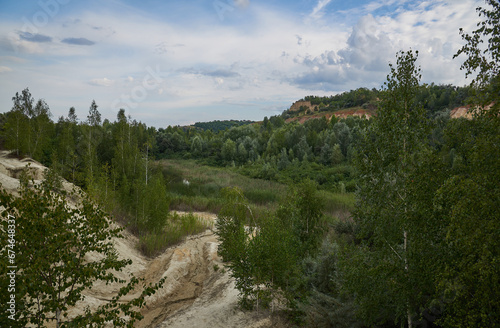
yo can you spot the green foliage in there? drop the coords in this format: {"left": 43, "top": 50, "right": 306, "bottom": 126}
{"left": 454, "top": 0, "right": 500, "bottom": 113}
{"left": 432, "top": 3, "right": 500, "bottom": 326}
{"left": 303, "top": 87, "right": 379, "bottom": 111}
{"left": 216, "top": 187, "right": 250, "bottom": 262}
{"left": 216, "top": 181, "right": 326, "bottom": 315}
{"left": 215, "top": 187, "right": 254, "bottom": 307}
{"left": 435, "top": 114, "right": 500, "bottom": 327}
{"left": 349, "top": 50, "right": 437, "bottom": 327}
{"left": 416, "top": 83, "right": 472, "bottom": 116}
{"left": 277, "top": 180, "right": 325, "bottom": 256}
{"left": 0, "top": 170, "right": 163, "bottom": 327}
{"left": 300, "top": 240, "right": 362, "bottom": 328}
{"left": 221, "top": 138, "right": 236, "bottom": 163}
{"left": 193, "top": 119, "right": 254, "bottom": 132}
{"left": 138, "top": 212, "right": 207, "bottom": 257}
{"left": 2, "top": 88, "right": 53, "bottom": 160}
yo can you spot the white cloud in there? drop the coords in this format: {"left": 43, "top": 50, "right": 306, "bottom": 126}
{"left": 89, "top": 78, "right": 114, "bottom": 87}
{"left": 0, "top": 0, "right": 483, "bottom": 127}
{"left": 309, "top": 0, "right": 333, "bottom": 20}
{"left": 293, "top": 0, "right": 480, "bottom": 90}
{"left": 234, "top": 0, "right": 250, "bottom": 8}
{"left": 0, "top": 66, "right": 12, "bottom": 73}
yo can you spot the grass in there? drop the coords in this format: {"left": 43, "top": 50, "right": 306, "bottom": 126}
{"left": 98, "top": 159, "right": 355, "bottom": 257}
{"left": 157, "top": 159, "right": 355, "bottom": 222}
{"left": 158, "top": 159, "right": 288, "bottom": 220}
{"left": 138, "top": 212, "right": 208, "bottom": 257}
{"left": 318, "top": 190, "right": 355, "bottom": 219}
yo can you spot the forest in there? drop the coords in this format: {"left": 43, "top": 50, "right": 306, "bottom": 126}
{"left": 0, "top": 1, "right": 499, "bottom": 327}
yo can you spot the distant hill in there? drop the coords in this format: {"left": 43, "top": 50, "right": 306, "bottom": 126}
{"left": 281, "top": 88, "right": 379, "bottom": 123}
{"left": 284, "top": 101, "right": 375, "bottom": 124}
{"left": 281, "top": 84, "right": 473, "bottom": 124}
{"left": 188, "top": 85, "right": 472, "bottom": 130}
{"left": 192, "top": 120, "right": 255, "bottom": 132}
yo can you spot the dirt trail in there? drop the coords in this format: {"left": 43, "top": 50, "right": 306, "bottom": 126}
{"left": 0, "top": 151, "right": 281, "bottom": 328}
{"left": 73, "top": 213, "right": 277, "bottom": 328}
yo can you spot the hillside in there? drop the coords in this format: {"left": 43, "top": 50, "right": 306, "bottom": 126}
{"left": 0, "top": 151, "right": 283, "bottom": 328}
{"left": 284, "top": 101, "right": 375, "bottom": 124}
{"left": 280, "top": 84, "right": 475, "bottom": 124}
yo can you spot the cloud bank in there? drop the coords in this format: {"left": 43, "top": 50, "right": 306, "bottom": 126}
{"left": 0, "top": 0, "right": 482, "bottom": 127}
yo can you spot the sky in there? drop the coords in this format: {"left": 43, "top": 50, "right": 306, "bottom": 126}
{"left": 0, "top": 0, "right": 483, "bottom": 128}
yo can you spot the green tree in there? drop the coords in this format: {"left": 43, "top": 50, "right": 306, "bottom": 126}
{"left": 29, "top": 99, "right": 53, "bottom": 161}
{"left": 64, "top": 107, "right": 81, "bottom": 184}
{"left": 333, "top": 122, "right": 352, "bottom": 157}
{"left": 276, "top": 180, "right": 324, "bottom": 256}
{"left": 54, "top": 116, "right": 74, "bottom": 179}
{"left": 215, "top": 187, "right": 253, "bottom": 307}
{"left": 0, "top": 170, "right": 163, "bottom": 328}
{"left": 83, "top": 100, "right": 102, "bottom": 184}
{"left": 190, "top": 135, "right": 203, "bottom": 157}
{"left": 216, "top": 182, "right": 324, "bottom": 312}
{"left": 320, "top": 131, "right": 344, "bottom": 165}
{"left": 454, "top": 0, "right": 500, "bottom": 114}
{"left": 113, "top": 109, "right": 133, "bottom": 179}
{"left": 237, "top": 142, "right": 248, "bottom": 163}
{"left": 221, "top": 139, "right": 236, "bottom": 163}
{"left": 248, "top": 211, "right": 298, "bottom": 311}
{"left": 434, "top": 3, "right": 500, "bottom": 325}
{"left": 348, "top": 50, "right": 432, "bottom": 327}
{"left": 295, "top": 136, "right": 312, "bottom": 162}
{"left": 3, "top": 88, "right": 33, "bottom": 156}
{"left": 277, "top": 147, "right": 290, "bottom": 170}
{"left": 139, "top": 173, "right": 170, "bottom": 234}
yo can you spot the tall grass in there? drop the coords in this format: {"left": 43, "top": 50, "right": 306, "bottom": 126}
{"left": 158, "top": 159, "right": 288, "bottom": 219}
{"left": 318, "top": 190, "right": 355, "bottom": 219}
{"left": 138, "top": 212, "right": 208, "bottom": 257}
{"left": 157, "top": 159, "right": 355, "bottom": 221}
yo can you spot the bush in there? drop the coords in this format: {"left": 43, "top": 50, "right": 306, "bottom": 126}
{"left": 138, "top": 212, "right": 208, "bottom": 257}
{"left": 244, "top": 189, "right": 278, "bottom": 205}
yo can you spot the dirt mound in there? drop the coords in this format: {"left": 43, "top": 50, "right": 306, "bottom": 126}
{"left": 288, "top": 100, "right": 313, "bottom": 113}
{"left": 450, "top": 103, "right": 496, "bottom": 119}
{"left": 450, "top": 106, "right": 474, "bottom": 119}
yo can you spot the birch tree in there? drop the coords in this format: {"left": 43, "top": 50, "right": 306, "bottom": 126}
{"left": 348, "top": 50, "right": 431, "bottom": 327}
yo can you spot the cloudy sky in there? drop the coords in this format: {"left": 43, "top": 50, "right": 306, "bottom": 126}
{"left": 0, "top": 0, "right": 482, "bottom": 127}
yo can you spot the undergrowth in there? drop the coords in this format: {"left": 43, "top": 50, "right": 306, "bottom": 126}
{"left": 138, "top": 212, "right": 208, "bottom": 257}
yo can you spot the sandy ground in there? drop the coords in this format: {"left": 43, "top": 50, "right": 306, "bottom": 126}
{"left": 0, "top": 151, "right": 285, "bottom": 328}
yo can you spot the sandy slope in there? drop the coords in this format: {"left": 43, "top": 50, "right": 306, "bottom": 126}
{"left": 0, "top": 151, "right": 283, "bottom": 328}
